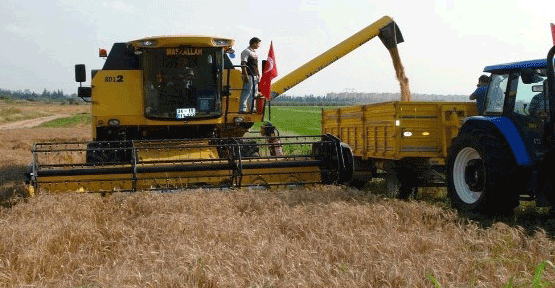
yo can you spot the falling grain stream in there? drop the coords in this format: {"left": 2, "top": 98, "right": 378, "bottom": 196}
{"left": 388, "top": 46, "right": 412, "bottom": 101}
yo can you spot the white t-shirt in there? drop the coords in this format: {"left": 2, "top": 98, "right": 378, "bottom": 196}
{"left": 241, "top": 47, "right": 259, "bottom": 76}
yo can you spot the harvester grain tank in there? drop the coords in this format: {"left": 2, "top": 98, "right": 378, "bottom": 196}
{"left": 28, "top": 16, "right": 405, "bottom": 194}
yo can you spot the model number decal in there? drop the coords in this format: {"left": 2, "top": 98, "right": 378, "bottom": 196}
{"left": 105, "top": 75, "right": 124, "bottom": 82}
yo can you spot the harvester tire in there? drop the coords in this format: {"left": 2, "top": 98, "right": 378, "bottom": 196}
{"left": 240, "top": 139, "right": 260, "bottom": 158}
{"left": 447, "top": 133, "right": 518, "bottom": 215}
{"left": 86, "top": 141, "right": 132, "bottom": 164}
{"left": 216, "top": 139, "right": 259, "bottom": 159}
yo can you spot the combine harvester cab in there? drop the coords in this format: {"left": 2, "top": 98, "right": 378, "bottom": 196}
{"left": 28, "top": 15, "right": 404, "bottom": 194}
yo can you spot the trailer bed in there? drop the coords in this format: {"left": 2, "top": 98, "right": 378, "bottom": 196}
{"left": 322, "top": 101, "right": 477, "bottom": 163}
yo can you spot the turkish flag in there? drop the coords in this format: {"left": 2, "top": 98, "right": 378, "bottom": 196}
{"left": 259, "top": 42, "right": 278, "bottom": 99}
{"left": 551, "top": 23, "right": 555, "bottom": 46}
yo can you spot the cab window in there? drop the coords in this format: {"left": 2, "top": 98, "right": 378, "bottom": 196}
{"left": 514, "top": 72, "right": 547, "bottom": 117}
{"left": 484, "top": 73, "right": 509, "bottom": 114}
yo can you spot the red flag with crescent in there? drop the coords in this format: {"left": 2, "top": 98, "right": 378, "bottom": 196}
{"left": 259, "top": 42, "right": 278, "bottom": 99}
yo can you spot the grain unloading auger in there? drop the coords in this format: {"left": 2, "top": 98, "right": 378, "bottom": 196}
{"left": 28, "top": 16, "right": 404, "bottom": 194}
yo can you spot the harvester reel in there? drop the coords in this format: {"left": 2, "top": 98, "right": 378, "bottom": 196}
{"left": 29, "top": 135, "right": 354, "bottom": 193}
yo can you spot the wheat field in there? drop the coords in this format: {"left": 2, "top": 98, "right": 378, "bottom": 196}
{"left": 1, "top": 101, "right": 555, "bottom": 287}
{"left": 2, "top": 187, "right": 555, "bottom": 287}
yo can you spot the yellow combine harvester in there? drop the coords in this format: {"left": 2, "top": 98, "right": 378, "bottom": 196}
{"left": 28, "top": 16, "right": 404, "bottom": 194}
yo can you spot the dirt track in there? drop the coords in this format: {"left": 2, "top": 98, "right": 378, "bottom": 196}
{"left": 0, "top": 114, "right": 70, "bottom": 130}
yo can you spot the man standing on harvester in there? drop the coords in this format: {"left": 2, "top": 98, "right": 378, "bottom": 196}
{"left": 240, "top": 37, "right": 261, "bottom": 113}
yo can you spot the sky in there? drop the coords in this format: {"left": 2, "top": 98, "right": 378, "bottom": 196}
{"left": 1, "top": 0, "right": 555, "bottom": 97}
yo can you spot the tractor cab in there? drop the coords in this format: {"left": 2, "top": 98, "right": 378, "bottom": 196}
{"left": 481, "top": 59, "right": 553, "bottom": 158}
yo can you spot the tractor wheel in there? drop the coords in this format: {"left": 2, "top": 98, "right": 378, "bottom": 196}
{"left": 385, "top": 168, "right": 417, "bottom": 200}
{"left": 447, "top": 133, "right": 518, "bottom": 215}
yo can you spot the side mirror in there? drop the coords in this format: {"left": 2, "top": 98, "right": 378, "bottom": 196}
{"left": 75, "top": 64, "right": 86, "bottom": 83}
{"left": 78, "top": 87, "right": 91, "bottom": 98}
{"left": 532, "top": 85, "right": 544, "bottom": 92}
{"left": 225, "top": 48, "right": 235, "bottom": 58}
{"left": 521, "top": 68, "right": 542, "bottom": 84}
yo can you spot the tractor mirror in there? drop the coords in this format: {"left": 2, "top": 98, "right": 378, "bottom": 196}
{"left": 532, "top": 85, "right": 543, "bottom": 93}
{"left": 75, "top": 64, "right": 86, "bottom": 83}
{"left": 521, "top": 68, "right": 542, "bottom": 84}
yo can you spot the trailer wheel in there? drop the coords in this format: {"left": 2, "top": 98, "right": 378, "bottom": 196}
{"left": 338, "top": 143, "right": 354, "bottom": 184}
{"left": 385, "top": 168, "right": 416, "bottom": 199}
{"left": 447, "top": 133, "right": 518, "bottom": 215}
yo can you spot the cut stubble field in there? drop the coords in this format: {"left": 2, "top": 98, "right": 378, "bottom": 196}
{"left": 1, "top": 102, "right": 555, "bottom": 287}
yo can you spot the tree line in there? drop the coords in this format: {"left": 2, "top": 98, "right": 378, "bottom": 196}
{"left": 1, "top": 87, "right": 471, "bottom": 106}
{"left": 0, "top": 88, "right": 80, "bottom": 104}
{"left": 272, "top": 92, "right": 470, "bottom": 106}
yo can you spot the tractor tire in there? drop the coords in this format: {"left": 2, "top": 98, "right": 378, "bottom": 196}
{"left": 447, "top": 133, "right": 518, "bottom": 215}
{"left": 385, "top": 168, "right": 417, "bottom": 200}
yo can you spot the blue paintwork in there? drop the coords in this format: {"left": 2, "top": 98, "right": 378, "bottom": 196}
{"left": 463, "top": 116, "right": 533, "bottom": 166}
{"left": 483, "top": 59, "right": 547, "bottom": 73}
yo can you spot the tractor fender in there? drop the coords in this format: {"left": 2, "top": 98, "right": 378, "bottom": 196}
{"left": 458, "top": 116, "right": 533, "bottom": 167}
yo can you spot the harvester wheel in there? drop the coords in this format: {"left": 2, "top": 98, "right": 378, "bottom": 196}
{"left": 240, "top": 139, "right": 260, "bottom": 158}
{"left": 86, "top": 141, "right": 132, "bottom": 164}
{"left": 385, "top": 168, "right": 416, "bottom": 200}
{"left": 216, "top": 139, "right": 259, "bottom": 159}
{"left": 447, "top": 133, "right": 518, "bottom": 215}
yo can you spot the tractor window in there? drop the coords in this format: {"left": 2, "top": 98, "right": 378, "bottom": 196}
{"left": 514, "top": 72, "right": 547, "bottom": 117}
{"left": 484, "top": 73, "right": 509, "bottom": 114}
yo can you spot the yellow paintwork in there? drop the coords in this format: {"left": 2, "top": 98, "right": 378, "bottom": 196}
{"left": 90, "top": 57, "right": 264, "bottom": 139}
{"left": 92, "top": 70, "right": 144, "bottom": 115}
{"left": 134, "top": 140, "right": 219, "bottom": 161}
{"left": 271, "top": 16, "right": 394, "bottom": 96}
{"left": 35, "top": 164, "right": 322, "bottom": 193}
{"left": 31, "top": 25, "right": 392, "bottom": 195}
{"left": 322, "top": 101, "right": 477, "bottom": 161}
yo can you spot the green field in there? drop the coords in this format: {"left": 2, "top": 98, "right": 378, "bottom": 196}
{"left": 32, "top": 106, "right": 329, "bottom": 134}
{"left": 38, "top": 113, "right": 91, "bottom": 128}
{"left": 253, "top": 106, "right": 336, "bottom": 136}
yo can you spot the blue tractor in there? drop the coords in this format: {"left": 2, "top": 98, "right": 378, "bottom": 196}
{"left": 447, "top": 46, "right": 555, "bottom": 215}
